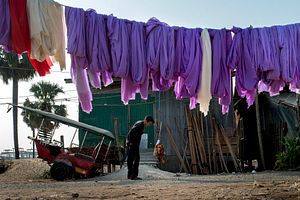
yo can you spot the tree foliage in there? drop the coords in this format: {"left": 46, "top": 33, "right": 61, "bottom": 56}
{"left": 0, "top": 48, "right": 36, "bottom": 84}
{"left": 21, "top": 81, "right": 67, "bottom": 131}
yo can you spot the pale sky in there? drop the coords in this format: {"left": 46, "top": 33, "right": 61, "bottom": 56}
{"left": 1, "top": 0, "right": 300, "bottom": 153}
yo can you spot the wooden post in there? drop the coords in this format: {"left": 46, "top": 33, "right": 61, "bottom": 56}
{"left": 255, "top": 92, "right": 266, "bottom": 170}
{"left": 113, "top": 118, "right": 123, "bottom": 166}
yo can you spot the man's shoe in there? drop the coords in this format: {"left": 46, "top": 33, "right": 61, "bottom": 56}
{"left": 131, "top": 177, "right": 142, "bottom": 180}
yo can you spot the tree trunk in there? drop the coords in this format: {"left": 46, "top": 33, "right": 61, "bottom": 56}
{"left": 12, "top": 76, "right": 19, "bottom": 159}
{"left": 32, "top": 128, "right": 35, "bottom": 158}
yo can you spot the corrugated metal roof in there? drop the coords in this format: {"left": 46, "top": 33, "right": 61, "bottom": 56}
{"left": 9, "top": 104, "right": 115, "bottom": 139}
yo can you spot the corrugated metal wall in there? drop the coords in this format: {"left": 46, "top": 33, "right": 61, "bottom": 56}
{"left": 154, "top": 90, "right": 189, "bottom": 155}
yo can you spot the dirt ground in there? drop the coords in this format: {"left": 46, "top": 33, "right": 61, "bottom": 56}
{"left": 0, "top": 159, "right": 300, "bottom": 200}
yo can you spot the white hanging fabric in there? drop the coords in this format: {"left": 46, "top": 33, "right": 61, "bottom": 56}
{"left": 197, "top": 28, "right": 212, "bottom": 115}
{"left": 27, "top": 0, "right": 66, "bottom": 70}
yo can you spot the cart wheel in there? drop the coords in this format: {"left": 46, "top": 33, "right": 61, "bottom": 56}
{"left": 50, "top": 162, "right": 72, "bottom": 181}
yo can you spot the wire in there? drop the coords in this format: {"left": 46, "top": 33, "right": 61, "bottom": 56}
{"left": 0, "top": 65, "right": 70, "bottom": 74}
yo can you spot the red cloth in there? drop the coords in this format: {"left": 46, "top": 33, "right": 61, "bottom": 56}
{"left": 9, "top": 0, "right": 52, "bottom": 76}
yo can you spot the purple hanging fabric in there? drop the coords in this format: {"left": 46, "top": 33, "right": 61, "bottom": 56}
{"left": 228, "top": 28, "right": 259, "bottom": 107}
{"left": 173, "top": 27, "right": 203, "bottom": 109}
{"left": 230, "top": 24, "right": 300, "bottom": 108}
{"left": 209, "top": 28, "right": 232, "bottom": 114}
{"left": 85, "top": 9, "right": 101, "bottom": 89}
{"left": 96, "top": 13, "right": 113, "bottom": 87}
{"left": 85, "top": 10, "right": 113, "bottom": 88}
{"left": 65, "top": 6, "right": 92, "bottom": 113}
{"left": 121, "top": 21, "right": 149, "bottom": 104}
{"left": 0, "top": 0, "right": 11, "bottom": 51}
{"left": 257, "top": 24, "right": 299, "bottom": 96}
{"left": 290, "top": 24, "right": 300, "bottom": 93}
{"left": 107, "top": 15, "right": 130, "bottom": 78}
{"left": 146, "top": 18, "right": 175, "bottom": 91}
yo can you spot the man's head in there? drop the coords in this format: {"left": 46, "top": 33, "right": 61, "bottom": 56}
{"left": 144, "top": 116, "right": 155, "bottom": 126}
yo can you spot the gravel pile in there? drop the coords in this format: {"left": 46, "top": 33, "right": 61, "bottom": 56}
{"left": 0, "top": 159, "right": 50, "bottom": 182}
{"left": 92, "top": 164, "right": 177, "bottom": 181}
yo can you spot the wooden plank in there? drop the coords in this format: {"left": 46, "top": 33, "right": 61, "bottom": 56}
{"left": 165, "top": 124, "right": 189, "bottom": 173}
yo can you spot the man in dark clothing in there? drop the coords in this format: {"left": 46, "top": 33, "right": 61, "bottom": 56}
{"left": 126, "top": 116, "right": 154, "bottom": 180}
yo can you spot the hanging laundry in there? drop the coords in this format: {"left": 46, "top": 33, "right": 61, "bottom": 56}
{"left": 197, "top": 28, "right": 212, "bottom": 115}
{"left": 27, "top": 0, "right": 66, "bottom": 70}
{"left": 106, "top": 15, "right": 150, "bottom": 104}
{"left": 209, "top": 28, "right": 233, "bottom": 114}
{"left": 173, "top": 27, "right": 202, "bottom": 109}
{"left": 146, "top": 18, "right": 175, "bottom": 91}
{"left": 0, "top": 0, "right": 11, "bottom": 51}
{"left": 290, "top": 24, "right": 300, "bottom": 93}
{"left": 85, "top": 9, "right": 102, "bottom": 89}
{"left": 107, "top": 15, "right": 130, "bottom": 78}
{"left": 229, "top": 24, "right": 300, "bottom": 108}
{"left": 84, "top": 10, "right": 113, "bottom": 88}
{"left": 9, "top": 0, "right": 52, "bottom": 76}
{"left": 121, "top": 21, "right": 149, "bottom": 104}
{"left": 228, "top": 27, "right": 259, "bottom": 107}
{"left": 65, "top": 6, "right": 92, "bottom": 113}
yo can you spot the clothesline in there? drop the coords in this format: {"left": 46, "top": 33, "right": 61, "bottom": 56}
{"left": 1, "top": 0, "right": 300, "bottom": 116}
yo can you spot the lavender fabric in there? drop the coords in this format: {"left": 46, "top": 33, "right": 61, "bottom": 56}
{"left": 86, "top": 11, "right": 113, "bottom": 87}
{"left": 229, "top": 24, "right": 300, "bottom": 108}
{"left": 64, "top": 6, "right": 300, "bottom": 114}
{"left": 228, "top": 27, "right": 260, "bottom": 107}
{"left": 65, "top": 6, "right": 92, "bottom": 113}
{"left": 85, "top": 9, "right": 101, "bottom": 89}
{"left": 173, "top": 27, "right": 203, "bottom": 109}
{"left": 209, "top": 28, "right": 232, "bottom": 113}
{"left": 107, "top": 15, "right": 130, "bottom": 78}
{"left": 146, "top": 18, "right": 175, "bottom": 91}
{"left": 0, "top": 0, "right": 11, "bottom": 50}
{"left": 123, "top": 21, "right": 149, "bottom": 103}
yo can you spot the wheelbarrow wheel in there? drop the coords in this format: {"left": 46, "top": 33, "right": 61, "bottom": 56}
{"left": 50, "top": 162, "right": 72, "bottom": 181}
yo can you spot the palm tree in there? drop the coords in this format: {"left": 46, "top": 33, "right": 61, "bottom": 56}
{"left": 21, "top": 81, "right": 67, "bottom": 156}
{"left": 0, "top": 47, "right": 36, "bottom": 159}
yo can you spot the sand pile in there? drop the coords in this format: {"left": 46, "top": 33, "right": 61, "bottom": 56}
{"left": 0, "top": 159, "right": 50, "bottom": 182}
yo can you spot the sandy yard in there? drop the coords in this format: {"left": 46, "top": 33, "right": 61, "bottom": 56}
{"left": 0, "top": 159, "right": 300, "bottom": 200}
